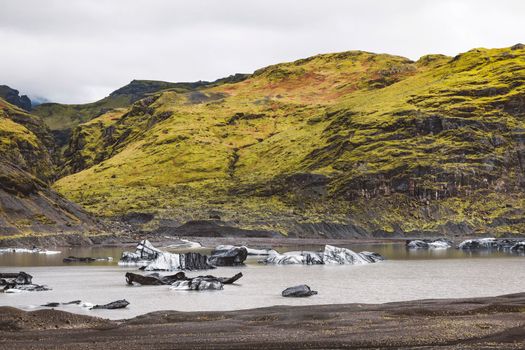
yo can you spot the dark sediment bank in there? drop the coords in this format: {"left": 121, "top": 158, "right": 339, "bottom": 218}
{"left": 0, "top": 231, "right": 513, "bottom": 250}
{"left": 1, "top": 293, "right": 525, "bottom": 349}
{"left": 0, "top": 232, "right": 410, "bottom": 249}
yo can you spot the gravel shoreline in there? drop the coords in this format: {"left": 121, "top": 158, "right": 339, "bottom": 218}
{"left": 1, "top": 293, "right": 525, "bottom": 349}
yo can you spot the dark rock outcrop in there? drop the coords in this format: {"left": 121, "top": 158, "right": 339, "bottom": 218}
{"left": 0, "top": 161, "right": 100, "bottom": 236}
{"left": 90, "top": 299, "right": 129, "bottom": 310}
{"left": 209, "top": 246, "right": 248, "bottom": 266}
{"left": 0, "top": 85, "right": 31, "bottom": 110}
{"left": 282, "top": 285, "right": 318, "bottom": 297}
{"left": 62, "top": 256, "right": 112, "bottom": 263}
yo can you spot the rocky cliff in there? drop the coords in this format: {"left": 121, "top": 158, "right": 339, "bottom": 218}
{"left": 0, "top": 85, "right": 31, "bottom": 111}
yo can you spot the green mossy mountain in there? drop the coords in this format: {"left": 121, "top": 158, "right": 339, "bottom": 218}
{"left": 49, "top": 45, "right": 525, "bottom": 237}
{"left": 32, "top": 75, "right": 249, "bottom": 148}
{"left": 0, "top": 97, "right": 99, "bottom": 237}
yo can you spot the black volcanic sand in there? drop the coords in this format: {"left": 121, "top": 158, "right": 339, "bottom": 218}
{"left": 1, "top": 293, "right": 525, "bottom": 349}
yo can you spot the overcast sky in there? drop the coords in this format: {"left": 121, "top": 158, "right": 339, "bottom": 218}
{"left": 1, "top": 0, "right": 524, "bottom": 104}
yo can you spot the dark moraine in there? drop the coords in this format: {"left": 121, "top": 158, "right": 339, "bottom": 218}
{"left": 2, "top": 293, "right": 525, "bottom": 349}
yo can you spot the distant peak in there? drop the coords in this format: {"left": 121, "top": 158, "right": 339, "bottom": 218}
{"left": 0, "top": 84, "right": 32, "bottom": 111}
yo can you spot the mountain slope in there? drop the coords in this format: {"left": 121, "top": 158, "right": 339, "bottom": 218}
{"left": 32, "top": 76, "right": 249, "bottom": 148}
{"left": 54, "top": 46, "right": 525, "bottom": 237}
{"left": 0, "top": 98, "right": 55, "bottom": 180}
{"left": 0, "top": 96, "right": 100, "bottom": 237}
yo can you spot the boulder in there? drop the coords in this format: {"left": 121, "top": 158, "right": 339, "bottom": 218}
{"left": 282, "top": 285, "right": 318, "bottom": 297}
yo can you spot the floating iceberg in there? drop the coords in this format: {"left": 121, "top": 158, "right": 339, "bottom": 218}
{"left": 458, "top": 238, "right": 525, "bottom": 251}
{"left": 142, "top": 251, "right": 213, "bottom": 271}
{"left": 324, "top": 245, "right": 384, "bottom": 264}
{"left": 262, "top": 250, "right": 324, "bottom": 265}
{"left": 406, "top": 239, "right": 452, "bottom": 249}
{"left": 510, "top": 241, "right": 525, "bottom": 252}
{"left": 119, "top": 240, "right": 162, "bottom": 266}
{"left": 119, "top": 240, "right": 213, "bottom": 271}
{"left": 126, "top": 271, "right": 242, "bottom": 287}
{"left": 170, "top": 277, "right": 223, "bottom": 291}
{"left": 260, "top": 245, "right": 383, "bottom": 265}
{"left": 0, "top": 247, "right": 61, "bottom": 255}
{"left": 458, "top": 238, "right": 500, "bottom": 250}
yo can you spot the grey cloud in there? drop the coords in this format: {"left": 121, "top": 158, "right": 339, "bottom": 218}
{"left": 1, "top": 0, "right": 524, "bottom": 103}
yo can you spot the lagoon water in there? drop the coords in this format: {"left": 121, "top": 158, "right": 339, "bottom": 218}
{"left": 1, "top": 243, "right": 524, "bottom": 319}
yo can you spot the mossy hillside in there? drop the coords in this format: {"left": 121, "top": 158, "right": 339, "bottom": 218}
{"left": 0, "top": 97, "right": 101, "bottom": 237}
{"left": 318, "top": 46, "right": 525, "bottom": 192}
{"left": 0, "top": 98, "right": 55, "bottom": 180}
{"left": 54, "top": 46, "right": 525, "bottom": 236}
{"left": 32, "top": 77, "right": 250, "bottom": 148}
{"left": 58, "top": 51, "right": 420, "bottom": 176}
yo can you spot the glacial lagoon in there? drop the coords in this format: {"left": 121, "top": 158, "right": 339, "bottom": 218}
{"left": 1, "top": 244, "right": 524, "bottom": 319}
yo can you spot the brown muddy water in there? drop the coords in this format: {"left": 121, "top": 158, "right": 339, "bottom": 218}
{"left": 1, "top": 243, "right": 524, "bottom": 319}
